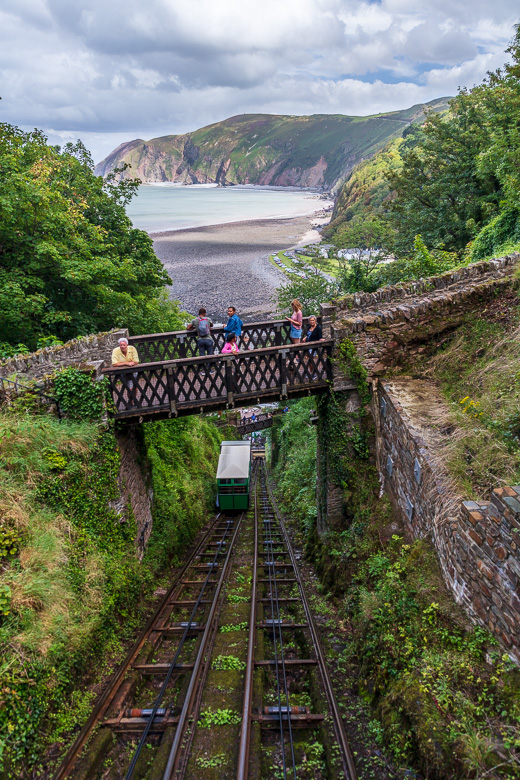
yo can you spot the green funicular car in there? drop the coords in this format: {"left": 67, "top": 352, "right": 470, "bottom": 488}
{"left": 216, "top": 441, "right": 251, "bottom": 511}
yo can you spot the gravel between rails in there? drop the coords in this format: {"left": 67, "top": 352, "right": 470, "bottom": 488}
{"left": 151, "top": 213, "right": 327, "bottom": 322}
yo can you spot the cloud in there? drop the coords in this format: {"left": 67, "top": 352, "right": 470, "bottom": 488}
{"left": 0, "top": 0, "right": 518, "bottom": 161}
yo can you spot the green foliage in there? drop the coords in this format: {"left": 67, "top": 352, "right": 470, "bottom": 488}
{"left": 471, "top": 207, "right": 520, "bottom": 260}
{"left": 0, "top": 343, "right": 30, "bottom": 360}
{"left": 141, "top": 416, "right": 223, "bottom": 570}
{"left": 196, "top": 753, "right": 226, "bottom": 769}
{"left": 54, "top": 367, "right": 106, "bottom": 421}
{"left": 324, "top": 138, "right": 403, "bottom": 244}
{"left": 0, "top": 584, "right": 11, "bottom": 617}
{"left": 337, "top": 339, "right": 370, "bottom": 406}
{"left": 345, "top": 536, "right": 520, "bottom": 777}
{"left": 0, "top": 409, "right": 224, "bottom": 773}
{"left": 197, "top": 708, "right": 241, "bottom": 727}
{"left": 0, "top": 125, "right": 183, "bottom": 350}
{"left": 219, "top": 621, "right": 247, "bottom": 632}
{"left": 227, "top": 593, "right": 249, "bottom": 603}
{"left": 275, "top": 272, "right": 338, "bottom": 317}
{"left": 0, "top": 527, "right": 22, "bottom": 559}
{"left": 36, "top": 336, "right": 63, "bottom": 350}
{"left": 211, "top": 654, "right": 245, "bottom": 670}
{"left": 271, "top": 398, "right": 318, "bottom": 535}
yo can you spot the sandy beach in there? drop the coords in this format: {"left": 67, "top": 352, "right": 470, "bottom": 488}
{"left": 151, "top": 211, "right": 329, "bottom": 321}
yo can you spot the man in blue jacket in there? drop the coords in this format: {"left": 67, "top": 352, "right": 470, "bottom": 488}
{"left": 224, "top": 306, "right": 243, "bottom": 344}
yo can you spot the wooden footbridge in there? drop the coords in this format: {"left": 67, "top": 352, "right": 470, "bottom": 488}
{"left": 103, "top": 319, "right": 333, "bottom": 422}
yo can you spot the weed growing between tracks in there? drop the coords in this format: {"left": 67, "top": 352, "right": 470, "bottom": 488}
{"left": 270, "top": 396, "right": 520, "bottom": 779}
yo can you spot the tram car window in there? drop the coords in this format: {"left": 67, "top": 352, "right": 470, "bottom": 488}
{"left": 216, "top": 441, "right": 251, "bottom": 510}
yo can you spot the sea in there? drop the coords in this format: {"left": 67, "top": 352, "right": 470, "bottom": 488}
{"left": 125, "top": 183, "right": 329, "bottom": 233}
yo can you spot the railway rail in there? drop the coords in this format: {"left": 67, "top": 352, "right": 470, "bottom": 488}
{"left": 237, "top": 463, "right": 357, "bottom": 780}
{"left": 53, "top": 463, "right": 356, "bottom": 779}
{"left": 53, "top": 512, "right": 243, "bottom": 780}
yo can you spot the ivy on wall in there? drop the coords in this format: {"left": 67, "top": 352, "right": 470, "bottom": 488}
{"left": 336, "top": 337, "right": 371, "bottom": 406}
{"left": 54, "top": 367, "right": 107, "bottom": 420}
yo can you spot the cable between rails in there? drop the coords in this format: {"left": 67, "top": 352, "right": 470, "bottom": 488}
{"left": 126, "top": 514, "right": 242, "bottom": 780}
{"left": 160, "top": 513, "right": 243, "bottom": 780}
{"left": 262, "top": 466, "right": 297, "bottom": 780}
{"left": 264, "top": 472, "right": 358, "bottom": 780}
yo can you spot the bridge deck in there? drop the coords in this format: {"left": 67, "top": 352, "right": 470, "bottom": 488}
{"left": 104, "top": 341, "right": 333, "bottom": 422}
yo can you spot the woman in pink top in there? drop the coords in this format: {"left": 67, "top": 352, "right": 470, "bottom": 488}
{"left": 222, "top": 333, "right": 239, "bottom": 354}
{"left": 286, "top": 299, "right": 303, "bottom": 344}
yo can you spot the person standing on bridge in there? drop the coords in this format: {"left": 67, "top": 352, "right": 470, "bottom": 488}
{"left": 224, "top": 306, "right": 243, "bottom": 346}
{"left": 111, "top": 337, "right": 140, "bottom": 407}
{"left": 187, "top": 307, "right": 214, "bottom": 373}
{"left": 303, "top": 315, "right": 323, "bottom": 343}
{"left": 286, "top": 299, "right": 303, "bottom": 344}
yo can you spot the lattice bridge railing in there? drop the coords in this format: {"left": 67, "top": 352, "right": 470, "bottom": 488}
{"left": 127, "top": 317, "right": 321, "bottom": 363}
{"left": 103, "top": 341, "right": 333, "bottom": 421}
{"left": 236, "top": 413, "right": 276, "bottom": 434}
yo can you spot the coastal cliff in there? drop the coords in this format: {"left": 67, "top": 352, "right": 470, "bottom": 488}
{"left": 95, "top": 100, "right": 449, "bottom": 190}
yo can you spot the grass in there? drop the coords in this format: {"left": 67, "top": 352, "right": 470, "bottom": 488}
{"left": 0, "top": 406, "right": 226, "bottom": 776}
{"left": 270, "top": 392, "right": 520, "bottom": 778}
{"left": 420, "top": 308, "right": 520, "bottom": 497}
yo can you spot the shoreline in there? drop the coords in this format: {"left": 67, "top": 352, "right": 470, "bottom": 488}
{"left": 152, "top": 210, "right": 330, "bottom": 320}
{"left": 148, "top": 198, "right": 332, "bottom": 238}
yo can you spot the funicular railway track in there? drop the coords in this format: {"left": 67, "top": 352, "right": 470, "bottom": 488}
{"left": 53, "top": 512, "right": 243, "bottom": 780}
{"left": 237, "top": 463, "right": 357, "bottom": 780}
{"left": 54, "top": 460, "right": 356, "bottom": 780}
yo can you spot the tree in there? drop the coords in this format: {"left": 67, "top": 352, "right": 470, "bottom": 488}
{"left": 0, "top": 125, "right": 183, "bottom": 350}
{"left": 334, "top": 216, "right": 392, "bottom": 293}
{"left": 275, "top": 274, "right": 338, "bottom": 317}
{"left": 385, "top": 93, "right": 500, "bottom": 257}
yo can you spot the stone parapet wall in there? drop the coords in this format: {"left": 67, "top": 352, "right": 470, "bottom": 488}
{"left": 376, "top": 379, "right": 520, "bottom": 663}
{"left": 322, "top": 254, "right": 519, "bottom": 380}
{"left": 0, "top": 328, "right": 128, "bottom": 384}
{"left": 333, "top": 254, "right": 519, "bottom": 314}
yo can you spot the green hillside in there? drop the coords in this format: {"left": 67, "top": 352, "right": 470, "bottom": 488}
{"left": 322, "top": 137, "right": 404, "bottom": 242}
{"left": 94, "top": 99, "right": 450, "bottom": 190}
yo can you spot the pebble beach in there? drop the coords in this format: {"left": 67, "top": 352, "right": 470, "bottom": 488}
{"left": 151, "top": 211, "right": 330, "bottom": 321}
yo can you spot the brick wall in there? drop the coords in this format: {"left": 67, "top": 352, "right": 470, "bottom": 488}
{"left": 376, "top": 379, "right": 520, "bottom": 663}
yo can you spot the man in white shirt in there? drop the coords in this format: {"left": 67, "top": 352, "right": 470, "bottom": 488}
{"left": 111, "top": 337, "right": 140, "bottom": 407}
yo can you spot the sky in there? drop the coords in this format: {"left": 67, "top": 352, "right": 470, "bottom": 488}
{"left": 0, "top": 0, "right": 518, "bottom": 164}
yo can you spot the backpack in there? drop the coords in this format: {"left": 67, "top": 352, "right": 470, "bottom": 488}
{"left": 197, "top": 316, "right": 211, "bottom": 338}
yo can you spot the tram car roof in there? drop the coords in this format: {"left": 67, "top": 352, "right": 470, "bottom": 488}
{"left": 217, "top": 441, "right": 251, "bottom": 479}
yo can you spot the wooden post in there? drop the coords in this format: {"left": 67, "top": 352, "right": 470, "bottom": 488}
{"left": 279, "top": 349, "right": 289, "bottom": 399}
{"left": 167, "top": 367, "right": 178, "bottom": 416}
{"left": 224, "top": 357, "right": 235, "bottom": 407}
{"left": 177, "top": 335, "right": 187, "bottom": 359}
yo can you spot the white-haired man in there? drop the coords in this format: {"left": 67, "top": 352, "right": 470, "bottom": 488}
{"left": 111, "top": 337, "right": 140, "bottom": 407}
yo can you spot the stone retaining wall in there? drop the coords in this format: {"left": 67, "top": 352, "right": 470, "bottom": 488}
{"left": 322, "top": 254, "right": 519, "bottom": 380}
{"left": 0, "top": 328, "right": 128, "bottom": 384}
{"left": 376, "top": 379, "right": 520, "bottom": 663}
